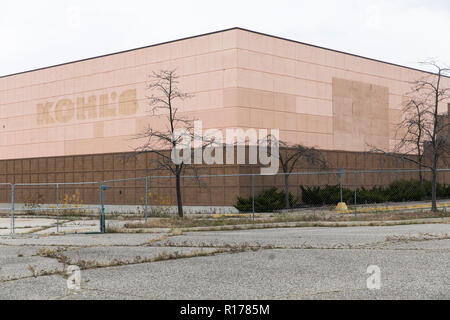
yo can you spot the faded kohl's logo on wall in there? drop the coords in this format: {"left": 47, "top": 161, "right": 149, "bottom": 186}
{"left": 36, "top": 89, "right": 138, "bottom": 125}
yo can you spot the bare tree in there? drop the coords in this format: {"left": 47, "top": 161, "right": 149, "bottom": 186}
{"left": 264, "top": 135, "right": 328, "bottom": 209}
{"left": 378, "top": 61, "right": 450, "bottom": 211}
{"left": 136, "top": 70, "right": 207, "bottom": 218}
{"left": 394, "top": 100, "right": 428, "bottom": 185}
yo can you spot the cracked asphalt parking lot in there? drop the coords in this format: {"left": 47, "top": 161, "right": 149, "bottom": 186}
{"left": 0, "top": 223, "right": 449, "bottom": 300}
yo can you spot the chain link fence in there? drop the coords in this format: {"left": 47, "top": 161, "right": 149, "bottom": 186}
{"left": 142, "top": 168, "right": 450, "bottom": 217}
{"left": 7, "top": 182, "right": 100, "bottom": 235}
{"left": 3, "top": 168, "right": 450, "bottom": 235}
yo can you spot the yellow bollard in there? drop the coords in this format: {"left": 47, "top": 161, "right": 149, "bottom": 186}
{"left": 335, "top": 202, "right": 348, "bottom": 212}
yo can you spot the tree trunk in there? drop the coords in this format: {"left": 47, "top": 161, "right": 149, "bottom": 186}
{"left": 418, "top": 162, "right": 423, "bottom": 188}
{"left": 431, "top": 168, "right": 437, "bottom": 212}
{"left": 175, "top": 172, "right": 183, "bottom": 218}
{"left": 284, "top": 174, "right": 290, "bottom": 209}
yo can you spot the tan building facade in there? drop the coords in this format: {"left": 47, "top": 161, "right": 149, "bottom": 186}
{"left": 1, "top": 27, "right": 449, "bottom": 161}
{"left": 0, "top": 28, "right": 449, "bottom": 208}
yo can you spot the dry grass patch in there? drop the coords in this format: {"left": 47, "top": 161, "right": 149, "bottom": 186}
{"left": 170, "top": 228, "right": 183, "bottom": 236}
{"left": 35, "top": 246, "right": 250, "bottom": 271}
{"left": 121, "top": 210, "right": 450, "bottom": 231}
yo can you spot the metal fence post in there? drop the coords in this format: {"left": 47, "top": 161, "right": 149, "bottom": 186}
{"left": 98, "top": 183, "right": 101, "bottom": 232}
{"left": 10, "top": 184, "right": 15, "bottom": 235}
{"left": 144, "top": 176, "right": 148, "bottom": 221}
{"left": 251, "top": 174, "right": 255, "bottom": 221}
{"left": 354, "top": 172, "right": 357, "bottom": 216}
{"left": 337, "top": 168, "right": 344, "bottom": 203}
{"left": 56, "top": 184, "right": 59, "bottom": 233}
{"left": 100, "top": 183, "right": 105, "bottom": 233}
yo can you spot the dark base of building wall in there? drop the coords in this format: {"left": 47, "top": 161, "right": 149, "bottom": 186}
{"left": 0, "top": 149, "right": 447, "bottom": 207}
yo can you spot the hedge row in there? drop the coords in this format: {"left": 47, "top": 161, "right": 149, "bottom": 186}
{"left": 234, "top": 180, "right": 450, "bottom": 212}
{"left": 234, "top": 187, "right": 297, "bottom": 213}
{"left": 302, "top": 180, "right": 450, "bottom": 205}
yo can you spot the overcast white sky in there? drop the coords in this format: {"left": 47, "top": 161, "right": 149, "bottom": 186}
{"left": 1, "top": 0, "right": 449, "bottom": 77}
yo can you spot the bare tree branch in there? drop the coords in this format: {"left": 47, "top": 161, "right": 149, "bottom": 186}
{"left": 374, "top": 60, "right": 450, "bottom": 211}
{"left": 261, "top": 134, "right": 328, "bottom": 209}
{"left": 133, "top": 70, "right": 211, "bottom": 217}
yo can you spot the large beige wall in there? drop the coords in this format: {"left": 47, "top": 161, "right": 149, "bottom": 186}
{"left": 0, "top": 28, "right": 449, "bottom": 161}
{"left": 0, "top": 31, "right": 240, "bottom": 160}
{"left": 223, "top": 29, "right": 450, "bottom": 152}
